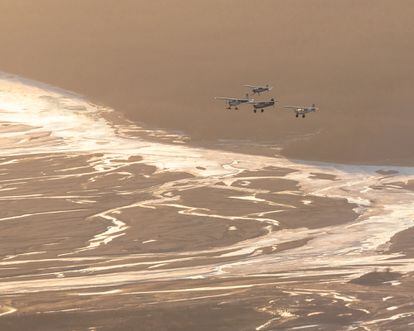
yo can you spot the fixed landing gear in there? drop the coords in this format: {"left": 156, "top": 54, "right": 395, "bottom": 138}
{"left": 253, "top": 108, "right": 265, "bottom": 113}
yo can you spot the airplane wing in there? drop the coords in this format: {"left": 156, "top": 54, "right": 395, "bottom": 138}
{"left": 214, "top": 97, "right": 238, "bottom": 101}
{"left": 243, "top": 85, "right": 257, "bottom": 88}
{"left": 284, "top": 106, "right": 300, "bottom": 110}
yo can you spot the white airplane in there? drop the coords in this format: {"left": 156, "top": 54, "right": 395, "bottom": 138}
{"left": 249, "top": 98, "right": 276, "bottom": 113}
{"left": 244, "top": 84, "right": 273, "bottom": 95}
{"left": 214, "top": 94, "right": 253, "bottom": 110}
{"left": 284, "top": 104, "right": 318, "bottom": 118}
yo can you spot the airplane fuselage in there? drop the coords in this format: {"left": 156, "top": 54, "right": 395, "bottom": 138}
{"left": 253, "top": 101, "right": 275, "bottom": 109}
{"left": 252, "top": 87, "right": 269, "bottom": 94}
{"left": 245, "top": 85, "right": 272, "bottom": 95}
{"left": 296, "top": 107, "right": 316, "bottom": 114}
{"left": 229, "top": 99, "right": 249, "bottom": 106}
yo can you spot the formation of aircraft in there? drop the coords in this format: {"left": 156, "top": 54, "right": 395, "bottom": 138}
{"left": 215, "top": 84, "right": 318, "bottom": 118}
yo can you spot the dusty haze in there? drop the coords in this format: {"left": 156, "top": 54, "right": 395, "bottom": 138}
{"left": 0, "top": 0, "right": 413, "bottom": 163}
{"left": 1, "top": 3, "right": 414, "bottom": 330}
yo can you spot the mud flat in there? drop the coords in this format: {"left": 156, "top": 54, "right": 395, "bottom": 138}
{"left": 0, "top": 74, "right": 414, "bottom": 330}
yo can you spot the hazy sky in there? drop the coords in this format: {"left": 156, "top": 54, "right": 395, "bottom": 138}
{"left": 1, "top": 0, "right": 414, "bottom": 163}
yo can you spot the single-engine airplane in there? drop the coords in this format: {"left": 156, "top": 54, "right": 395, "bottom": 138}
{"left": 249, "top": 98, "right": 276, "bottom": 113}
{"left": 214, "top": 94, "right": 253, "bottom": 110}
{"left": 284, "top": 104, "right": 318, "bottom": 118}
{"left": 244, "top": 84, "right": 273, "bottom": 95}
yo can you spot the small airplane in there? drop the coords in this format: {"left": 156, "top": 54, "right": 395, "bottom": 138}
{"left": 284, "top": 104, "right": 318, "bottom": 118}
{"left": 214, "top": 94, "right": 253, "bottom": 110}
{"left": 244, "top": 84, "right": 273, "bottom": 95}
{"left": 249, "top": 98, "right": 276, "bottom": 113}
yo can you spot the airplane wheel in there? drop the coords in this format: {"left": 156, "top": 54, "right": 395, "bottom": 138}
{"left": 261, "top": 109, "right": 264, "bottom": 113}
{"left": 254, "top": 109, "right": 257, "bottom": 113}
{"left": 235, "top": 107, "right": 238, "bottom": 110}
{"left": 302, "top": 115, "right": 305, "bottom": 118}
{"left": 296, "top": 114, "right": 299, "bottom": 118}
